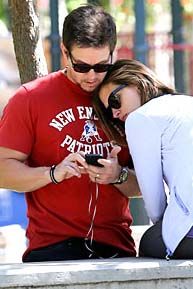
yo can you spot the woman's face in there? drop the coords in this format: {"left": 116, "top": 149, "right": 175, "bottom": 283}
{"left": 99, "top": 83, "right": 141, "bottom": 122}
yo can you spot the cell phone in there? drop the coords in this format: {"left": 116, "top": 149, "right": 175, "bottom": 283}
{"left": 85, "top": 154, "right": 104, "bottom": 167}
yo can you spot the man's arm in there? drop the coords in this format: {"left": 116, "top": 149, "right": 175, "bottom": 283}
{"left": 113, "top": 168, "right": 141, "bottom": 198}
{"left": 0, "top": 147, "right": 88, "bottom": 192}
{"left": 0, "top": 147, "right": 51, "bottom": 192}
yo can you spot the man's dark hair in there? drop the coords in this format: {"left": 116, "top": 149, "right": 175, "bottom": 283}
{"left": 62, "top": 4, "right": 117, "bottom": 53}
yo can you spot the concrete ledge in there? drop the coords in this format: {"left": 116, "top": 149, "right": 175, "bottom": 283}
{"left": 1, "top": 258, "right": 193, "bottom": 289}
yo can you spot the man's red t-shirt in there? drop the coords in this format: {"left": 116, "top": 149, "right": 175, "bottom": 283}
{"left": 0, "top": 71, "right": 136, "bottom": 258}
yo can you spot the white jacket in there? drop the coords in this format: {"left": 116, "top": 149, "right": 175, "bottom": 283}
{"left": 125, "top": 94, "right": 193, "bottom": 255}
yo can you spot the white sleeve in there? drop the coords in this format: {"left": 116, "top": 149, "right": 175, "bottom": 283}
{"left": 125, "top": 112, "right": 167, "bottom": 223}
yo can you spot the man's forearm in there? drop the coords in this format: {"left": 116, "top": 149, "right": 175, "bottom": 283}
{"left": 0, "top": 159, "right": 51, "bottom": 192}
{"left": 114, "top": 169, "right": 141, "bottom": 198}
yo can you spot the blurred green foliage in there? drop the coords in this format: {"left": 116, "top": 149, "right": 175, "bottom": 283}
{"left": 65, "top": 0, "right": 86, "bottom": 12}
{"left": 65, "top": 0, "right": 134, "bottom": 32}
{"left": 65, "top": 0, "right": 109, "bottom": 12}
{"left": 145, "top": 0, "right": 171, "bottom": 32}
{"left": 0, "top": 0, "right": 192, "bottom": 34}
{"left": 110, "top": 0, "right": 134, "bottom": 32}
{"left": 0, "top": 0, "right": 7, "bottom": 22}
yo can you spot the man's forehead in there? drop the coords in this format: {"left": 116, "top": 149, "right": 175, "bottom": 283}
{"left": 70, "top": 45, "right": 111, "bottom": 62}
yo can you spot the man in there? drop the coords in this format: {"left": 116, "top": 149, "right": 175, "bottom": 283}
{"left": 0, "top": 4, "right": 138, "bottom": 262}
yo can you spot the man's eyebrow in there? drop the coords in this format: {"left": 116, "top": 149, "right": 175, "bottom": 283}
{"left": 72, "top": 55, "right": 110, "bottom": 64}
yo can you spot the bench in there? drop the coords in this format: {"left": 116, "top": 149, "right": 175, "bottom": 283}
{"left": 0, "top": 257, "right": 193, "bottom": 289}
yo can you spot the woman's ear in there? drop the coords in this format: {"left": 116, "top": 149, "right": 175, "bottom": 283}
{"left": 60, "top": 43, "right": 68, "bottom": 67}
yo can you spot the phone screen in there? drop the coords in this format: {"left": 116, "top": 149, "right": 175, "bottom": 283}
{"left": 85, "top": 154, "right": 104, "bottom": 167}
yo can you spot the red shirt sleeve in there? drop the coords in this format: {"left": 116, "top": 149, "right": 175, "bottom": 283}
{"left": 0, "top": 86, "right": 34, "bottom": 155}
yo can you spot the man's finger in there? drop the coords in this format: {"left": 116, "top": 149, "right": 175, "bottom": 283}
{"left": 109, "top": 145, "right": 121, "bottom": 158}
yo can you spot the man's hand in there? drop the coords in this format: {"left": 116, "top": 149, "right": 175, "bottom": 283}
{"left": 86, "top": 146, "right": 122, "bottom": 184}
{"left": 52, "top": 152, "right": 88, "bottom": 183}
{"left": 85, "top": 146, "right": 140, "bottom": 198}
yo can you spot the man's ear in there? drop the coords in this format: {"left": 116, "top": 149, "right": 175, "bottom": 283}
{"left": 61, "top": 43, "right": 68, "bottom": 67}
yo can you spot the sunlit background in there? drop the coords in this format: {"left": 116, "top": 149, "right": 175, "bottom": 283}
{"left": 0, "top": 0, "right": 193, "bottom": 262}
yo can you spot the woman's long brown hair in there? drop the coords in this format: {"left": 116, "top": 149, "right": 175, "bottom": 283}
{"left": 92, "top": 59, "right": 176, "bottom": 146}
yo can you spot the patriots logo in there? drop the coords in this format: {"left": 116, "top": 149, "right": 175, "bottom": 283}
{"left": 80, "top": 120, "right": 102, "bottom": 143}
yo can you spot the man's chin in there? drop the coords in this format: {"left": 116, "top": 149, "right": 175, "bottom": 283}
{"left": 81, "top": 84, "right": 98, "bottom": 92}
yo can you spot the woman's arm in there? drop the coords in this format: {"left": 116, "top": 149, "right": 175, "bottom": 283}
{"left": 125, "top": 112, "right": 167, "bottom": 223}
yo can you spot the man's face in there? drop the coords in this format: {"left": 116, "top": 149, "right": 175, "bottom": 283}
{"left": 62, "top": 45, "right": 112, "bottom": 92}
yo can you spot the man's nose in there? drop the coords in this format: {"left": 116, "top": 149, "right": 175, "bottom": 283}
{"left": 87, "top": 68, "right": 97, "bottom": 76}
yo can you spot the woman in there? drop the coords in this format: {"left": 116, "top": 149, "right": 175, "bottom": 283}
{"left": 92, "top": 59, "right": 193, "bottom": 259}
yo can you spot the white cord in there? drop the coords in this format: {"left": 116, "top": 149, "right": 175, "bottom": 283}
{"left": 85, "top": 182, "right": 99, "bottom": 257}
{"left": 85, "top": 182, "right": 119, "bottom": 259}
